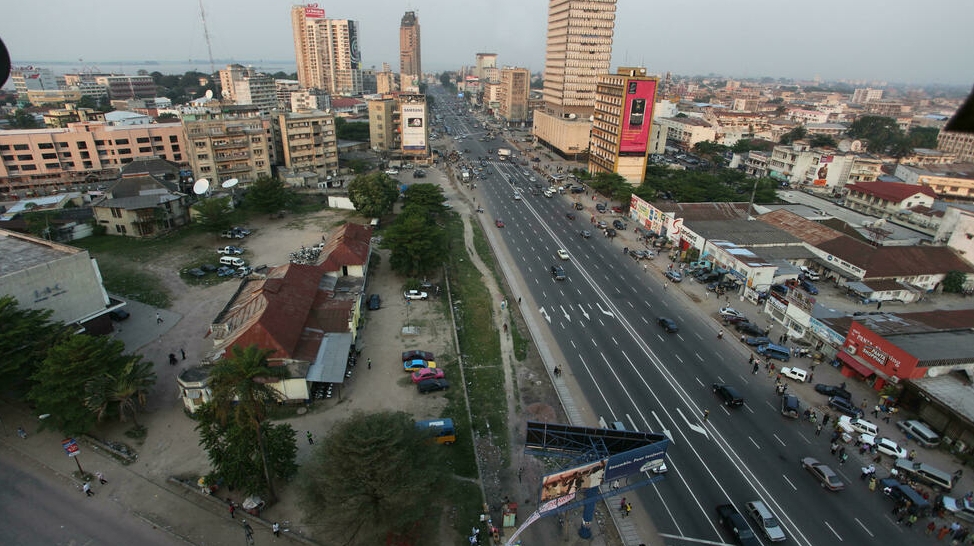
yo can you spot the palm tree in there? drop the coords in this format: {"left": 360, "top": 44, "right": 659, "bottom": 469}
{"left": 207, "top": 344, "right": 287, "bottom": 501}
{"left": 85, "top": 357, "right": 157, "bottom": 427}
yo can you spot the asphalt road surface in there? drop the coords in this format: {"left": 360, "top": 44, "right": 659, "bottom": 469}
{"left": 431, "top": 90, "right": 918, "bottom": 546}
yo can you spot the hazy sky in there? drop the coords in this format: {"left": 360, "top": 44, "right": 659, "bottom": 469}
{"left": 3, "top": 0, "right": 973, "bottom": 85}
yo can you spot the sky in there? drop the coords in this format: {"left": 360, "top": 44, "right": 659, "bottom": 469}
{"left": 3, "top": 0, "right": 974, "bottom": 86}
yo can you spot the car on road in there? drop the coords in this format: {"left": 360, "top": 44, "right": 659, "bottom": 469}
{"left": 566, "top": 212, "right": 576, "bottom": 220}
{"left": 781, "top": 394, "right": 801, "bottom": 419}
{"left": 404, "top": 359, "right": 437, "bottom": 372}
{"left": 744, "top": 500, "right": 786, "bottom": 542}
{"left": 551, "top": 265, "right": 566, "bottom": 281}
{"left": 384, "top": 168, "right": 400, "bottom": 175}
{"left": 512, "top": 192, "right": 522, "bottom": 200}
{"left": 778, "top": 366, "right": 808, "bottom": 382}
{"left": 715, "top": 504, "right": 761, "bottom": 546}
{"left": 108, "top": 308, "right": 130, "bottom": 321}
{"left": 605, "top": 228, "right": 617, "bottom": 238}
{"left": 580, "top": 230, "right": 591, "bottom": 239}
{"left": 664, "top": 270, "right": 683, "bottom": 283}
{"left": 557, "top": 249, "right": 570, "bottom": 260}
{"left": 367, "top": 294, "right": 381, "bottom": 310}
{"left": 628, "top": 249, "right": 651, "bottom": 260}
{"left": 612, "top": 219, "right": 626, "bottom": 230}
{"left": 801, "top": 457, "right": 845, "bottom": 490}
{"left": 404, "top": 290, "right": 429, "bottom": 300}
{"left": 859, "top": 435, "right": 908, "bottom": 459}
{"left": 814, "top": 384, "right": 852, "bottom": 400}
{"left": 402, "top": 350, "right": 435, "bottom": 362}
{"left": 417, "top": 378, "right": 450, "bottom": 394}
{"left": 495, "top": 219, "right": 505, "bottom": 228}
{"left": 828, "top": 396, "right": 864, "bottom": 418}
{"left": 411, "top": 367, "right": 446, "bottom": 383}
{"left": 597, "top": 220, "right": 608, "bottom": 229}
{"left": 217, "top": 245, "right": 244, "bottom": 255}
{"left": 713, "top": 383, "right": 745, "bottom": 408}
{"left": 657, "top": 317, "right": 679, "bottom": 333}
{"left": 719, "top": 307, "right": 745, "bottom": 319}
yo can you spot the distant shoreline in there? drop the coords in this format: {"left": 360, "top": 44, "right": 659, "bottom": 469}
{"left": 11, "top": 60, "right": 298, "bottom": 76}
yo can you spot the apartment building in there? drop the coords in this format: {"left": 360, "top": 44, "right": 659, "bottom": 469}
{"left": 851, "top": 88, "right": 883, "bottom": 104}
{"left": 768, "top": 142, "right": 882, "bottom": 188}
{"left": 291, "top": 5, "right": 363, "bottom": 96}
{"left": 182, "top": 112, "right": 273, "bottom": 186}
{"left": 275, "top": 79, "right": 301, "bottom": 111}
{"left": 844, "top": 181, "right": 937, "bottom": 218}
{"left": 656, "top": 117, "right": 716, "bottom": 150}
{"left": 273, "top": 110, "right": 339, "bottom": 183}
{"left": 0, "top": 122, "right": 186, "bottom": 197}
{"left": 938, "top": 129, "right": 974, "bottom": 163}
{"left": 43, "top": 107, "right": 106, "bottom": 128}
{"left": 895, "top": 163, "right": 974, "bottom": 200}
{"left": 233, "top": 73, "right": 277, "bottom": 112}
{"left": 93, "top": 75, "right": 156, "bottom": 100}
{"left": 290, "top": 89, "right": 331, "bottom": 113}
{"left": 588, "top": 68, "right": 658, "bottom": 183}
{"left": 497, "top": 67, "right": 530, "bottom": 125}
{"left": 367, "top": 97, "right": 398, "bottom": 151}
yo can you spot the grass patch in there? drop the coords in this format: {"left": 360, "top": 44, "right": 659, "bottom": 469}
{"left": 470, "top": 216, "right": 529, "bottom": 362}
{"left": 94, "top": 258, "right": 172, "bottom": 308}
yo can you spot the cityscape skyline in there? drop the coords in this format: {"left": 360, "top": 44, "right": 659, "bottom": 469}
{"left": 2, "top": 0, "right": 974, "bottom": 86}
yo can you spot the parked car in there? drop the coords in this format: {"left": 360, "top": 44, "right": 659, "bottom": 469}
{"left": 411, "top": 368, "right": 446, "bottom": 383}
{"left": 664, "top": 270, "right": 683, "bottom": 283}
{"left": 799, "top": 278, "right": 819, "bottom": 295}
{"left": 801, "top": 457, "right": 845, "bottom": 491}
{"left": 658, "top": 317, "right": 679, "bottom": 333}
{"left": 217, "top": 245, "right": 244, "bottom": 255}
{"left": 629, "top": 249, "right": 651, "bottom": 260}
{"left": 799, "top": 266, "right": 820, "bottom": 281}
{"left": 404, "top": 290, "right": 429, "bottom": 300}
{"left": 605, "top": 228, "right": 617, "bottom": 238}
{"left": 859, "top": 435, "right": 908, "bottom": 459}
{"left": 595, "top": 203, "right": 607, "bottom": 213}
{"left": 200, "top": 264, "right": 218, "bottom": 272}
{"left": 770, "top": 284, "right": 789, "bottom": 296}
{"left": 367, "top": 294, "right": 381, "bottom": 310}
{"left": 417, "top": 378, "right": 450, "bottom": 394}
{"left": 612, "top": 219, "right": 626, "bottom": 230}
{"left": 404, "top": 359, "right": 437, "bottom": 372}
{"left": 186, "top": 268, "right": 206, "bottom": 278}
{"left": 402, "top": 350, "right": 435, "bottom": 362}
{"left": 815, "top": 384, "right": 852, "bottom": 400}
{"left": 715, "top": 504, "right": 761, "bottom": 546}
{"left": 828, "top": 396, "right": 864, "bottom": 418}
{"left": 719, "top": 307, "right": 745, "bottom": 319}
{"left": 744, "top": 336, "right": 771, "bottom": 346}
{"left": 217, "top": 266, "right": 236, "bottom": 277}
{"left": 713, "top": 383, "right": 745, "bottom": 408}
{"left": 781, "top": 394, "right": 801, "bottom": 419}
{"left": 735, "top": 321, "right": 765, "bottom": 337}
{"left": 108, "top": 308, "right": 130, "bottom": 321}
{"left": 778, "top": 366, "right": 807, "bottom": 381}
{"left": 597, "top": 220, "right": 608, "bottom": 229}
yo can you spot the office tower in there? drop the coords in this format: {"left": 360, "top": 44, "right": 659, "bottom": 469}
{"left": 589, "top": 67, "right": 659, "bottom": 183}
{"left": 291, "top": 5, "right": 363, "bottom": 96}
{"left": 399, "top": 11, "right": 421, "bottom": 89}
{"left": 498, "top": 67, "right": 530, "bottom": 126}
{"left": 533, "top": 0, "right": 617, "bottom": 158}
{"left": 475, "top": 54, "right": 497, "bottom": 82}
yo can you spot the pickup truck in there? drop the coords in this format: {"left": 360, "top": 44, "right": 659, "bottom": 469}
{"left": 217, "top": 246, "right": 244, "bottom": 255}
{"left": 779, "top": 366, "right": 808, "bottom": 382}
{"left": 715, "top": 504, "right": 760, "bottom": 546}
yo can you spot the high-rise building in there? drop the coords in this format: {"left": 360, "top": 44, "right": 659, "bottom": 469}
{"left": 475, "top": 54, "right": 497, "bottom": 82}
{"left": 291, "top": 5, "right": 363, "bottom": 96}
{"left": 273, "top": 110, "right": 339, "bottom": 181}
{"left": 368, "top": 96, "right": 398, "bottom": 152}
{"left": 851, "top": 88, "right": 883, "bottom": 105}
{"left": 533, "top": 0, "right": 617, "bottom": 158}
{"left": 10, "top": 67, "right": 58, "bottom": 97}
{"left": 182, "top": 112, "right": 273, "bottom": 186}
{"left": 399, "top": 11, "right": 421, "bottom": 90}
{"left": 589, "top": 67, "right": 659, "bottom": 183}
{"left": 498, "top": 67, "right": 530, "bottom": 126}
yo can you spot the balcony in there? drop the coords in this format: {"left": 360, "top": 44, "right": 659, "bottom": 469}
{"left": 212, "top": 140, "right": 250, "bottom": 150}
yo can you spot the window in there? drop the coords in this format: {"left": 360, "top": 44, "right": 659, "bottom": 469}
{"left": 152, "top": 136, "right": 162, "bottom": 142}
{"left": 169, "top": 135, "right": 179, "bottom": 143}
{"left": 42, "top": 153, "right": 57, "bottom": 160}
{"left": 21, "top": 164, "right": 37, "bottom": 171}
{"left": 17, "top": 154, "right": 33, "bottom": 161}
{"left": 139, "top": 147, "right": 152, "bottom": 153}
{"left": 115, "top": 224, "right": 127, "bottom": 234}
{"left": 13, "top": 144, "right": 29, "bottom": 150}
{"left": 38, "top": 142, "right": 54, "bottom": 149}
{"left": 137, "top": 137, "right": 150, "bottom": 143}
{"left": 115, "top": 138, "right": 129, "bottom": 145}
{"left": 58, "top": 142, "right": 69, "bottom": 148}
{"left": 118, "top": 148, "right": 131, "bottom": 155}
{"left": 45, "top": 162, "right": 59, "bottom": 169}
{"left": 111, "top": 207, "right": 122, "bottom": 218}
{"left": 1, "top": 155, "right": 12, "bottom": 161}
{"left": 83, "top": 161, "right": 93, "bottom": 168}
{"left": 94, "top": 140, "right": 105, "bottom": 146}
{"left": 77, "top": 141, "right": 87, "bottom": 149}
{"left": 80, "top": 151, "right": 90, "bottom": 159}
{"left": 0, "top": 145, "right": 8, "bottom": 151}
{"left": 63, "top": 162, "right": 75, "bottom": 168}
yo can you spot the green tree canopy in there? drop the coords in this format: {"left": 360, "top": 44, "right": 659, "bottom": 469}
{"left": 0, "top": 296, "right": 71, "bottom": 393}
{"left": 640, "top": 166, "right": 777, "bottom": 204}
{"left": 848, "top": 115, "right": 903, "bottom": 153}
{"left": 6, "top": 108, "right": 39, "bottom": 129}
{"left": 335, "top": 117, "right": 370, "bottom": 141}
{"left": 779, "top": 126, "right": 807, "bottom": 145}
{"left": 942, "top": 271, "right": 967, "bottom": 293}
{"left": 382, "top": 210, "right": 446, "bottom": 277}
{"left": 588, "top": 172, "right": 632, "bottom": 202}
{"left": 907, "top": 126, "right": 939, "bottom": 149}
{"left": 193, "top": 196, "right": 234, "bottom": 233}
{"left": 809, "top": 134, "right": 838, "bottom": 148}
{"left": 402, "top": 183, "right": 447, "bottom": 213}
{"left": 297, "top": 411, "right": 447, "bottom": 543}
{"left": 85, "top": 357, "right": 156, "bottom": 426}
{"left": 348, "top": 172, "right": 400, "bottom": 218}
{"left": 244, "top": 176, "right": 290, "bottom": 214}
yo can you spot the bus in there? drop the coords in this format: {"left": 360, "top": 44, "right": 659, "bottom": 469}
{"left": 415, "top": 418, "right": 456, "bottom": 444}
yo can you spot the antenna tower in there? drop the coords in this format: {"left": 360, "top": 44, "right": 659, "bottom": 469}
{"left": 198, "top": 0, "right": 216, "bottom": 75}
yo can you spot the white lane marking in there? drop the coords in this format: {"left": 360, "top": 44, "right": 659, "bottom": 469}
{"left": 748, "top": 437, "right": 760, "bottom": 449}
{"left": 559, "top": 305, "right": 570, "bottom": 321}
{"left": 782, "top": 475, "right": 798, "bottom": 491}
{"left": 773, "top": 434, "right": 786, "bottom": 447}
{"left": 674, "top": 354, "right": 684, "bottom": 364}
{"left": 652, "top": 410, "right": 674, "bottom": 444}
{"left": 641, "top": 316, "right": 649, "bottom": 324}
{"left": 677, "top": 407, "right": 708, "bottom": 436}
{"left": 853, "top": 518, "right": 874, "bottom": 537}
{"left": 595, "top": 302, "right": 615, "bottom": 317}
{"left": 695, "top": 353, "right": 704, "bottom": 362}
{"left": 539, "top": 307, "right": 551, "bottom": 323}
{"left": 823, "top": 521, "right": 842, "bottom": 541}
{"left": 578, "top": 305, "right": 590, "bottom": 320}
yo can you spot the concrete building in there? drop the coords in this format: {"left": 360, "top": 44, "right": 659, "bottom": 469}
{"left": 844, "top": 181, "right": 938, "bottom": 218}
{"left": 275, "top": 79, "right": 301, "bottom": 111}
{"left": 656, "top": 116, "right": 716, "bottom": 150}
{"left": 851, "top": 88, "right": 883, "bottom": 105}
{"left": 273, "top": 110, "right": 339, "bottom": 184}
{"left": 399, "top": 11, "right": 421, "bottom": 91}
{"left": 895, "top": 163, "right": 974, "bottom": 200}
{"left": 474, "top": 53, "right": 497, "bottom": 83}
{"left": 0, "top": 228, "right": 120, "bottom": 335}
{"left": 0, "top": 122, "right": 186, "bottom": 198}
{"left": 43, "top": 107, "right": 106, "bottom": 128}
{"left": 10, "top": 67, "right": 58, "bottom": 97}
{"left": 367, "top": 96, "right": 397, "bottom": 152}
{"left": 533, "top": 0, "right": 617, "bottom": 158}
{"left": 937, "top": 129, "right": 974, "bottom": 163}
{"left": 398, "top": 94, "right": 430, "bottom": 161}
{"left": 25, "top": 89, "right": 83, "bottom": 107}
{"left": 218, "top": 64, "right": 253, "bottom": 102}
{"left": 218, "top": 66, "right": 278, "bottom": 112}
{"left": 589, "top": 68, "right": 659, "bottom": 183}
{"left": 90, "top": 170, "right": 190, "bottom": 238}
{"left": 497, "top": 67, "right": 530, "bottom": 125}
{"left": 290, "top": 88, "right": 331, "bottom": 113}
{"left": 182, "top": 112, "right": 273, "bottom": 186}
{"left": 376, "top": 69, "right": 397, "bottom": 94}
{"left": 290, "top": 5, "right": 363, "bottom": 96}
{"left": 93, "top": 75, "right": 156, "bottom": 100}
{"left": 105, "top": 111, "right": 153, "bottom": 126}
{"left": 768, "top": 142, "right": 882, "bottom": 188}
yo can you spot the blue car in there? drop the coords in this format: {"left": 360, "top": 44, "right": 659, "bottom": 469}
{"left": 404, "top": 359, "right": 436, "bottom": 372}
{"left": 799, "top": 279, "right": 819, "bottom": 295}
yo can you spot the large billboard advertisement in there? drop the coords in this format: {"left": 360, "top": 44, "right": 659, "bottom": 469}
{"left": 604, "top": 441, "right": 668, "bottom": 481}
{"left": 348, "top": 21, "right": 362, "bottom": 69}
{"left": 619, "top": 79, "right": 658, "bottom": 155}
{"left": 401, "top": 103, "right": 427, "bottom": 151}
{"left": 304, "top": 3, "right": 325, "bottom": 18}
{"left": 540, "top": 459, "right": 606, "bottom": 504}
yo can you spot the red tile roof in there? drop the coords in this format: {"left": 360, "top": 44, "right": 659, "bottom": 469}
{"left": 319, "top": 223, "right": 372, "bottom": 271}
{"left": 862, "top": 245, "right": 974, "bottom": 278}
{"left": 757, "top": 209, "right": 845, "bottom": 246}
{"left": 846, "top": 181, "right": 937, "bottom": 203}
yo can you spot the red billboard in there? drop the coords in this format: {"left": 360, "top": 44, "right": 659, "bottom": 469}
{"left": 619, "top": 79, "right": 658, "bottom": 154}
{"left": 304, "top": 3, "right": 325, "bottom": 18}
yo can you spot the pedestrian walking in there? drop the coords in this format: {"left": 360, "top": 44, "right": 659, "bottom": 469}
{"left": 873, "top": 405, "right": 881, "bottom": 418}
{"left": 752, "top": 362, "right": 759, "bottom": 374}
{"left": 16, "top": 426, "right": 27, "bottom": 439}
{"left": 909, "top": 449, "right": 917, "bottom": 461}
{"left": 703, "top": 409, "right": 710, "bottom": 420}
{"left": 840, "top": 452, "right": 849, "bottom": 465}
{"left": 156, "top": 312, "right": 163, "bottom": 324}
{"left": 830, "top": 442, "right": 839, "bottom": 455}
{"left": 906, "top": 514, "right": 918, "bottom": 527}
{"left": 181, "top": 348, "right": 186, "bottom": 360}
{"left": 96, "top": 471, "right": 107, "bottom": 484}
{"left": 620, "top": 497, "right": 627, "bottom": 511}
{"left": 816, "top": 424, "right": 823, "bottom": 435}
{"left": 229, "top": 503, "right": 236, "bottom": 518}
{"left": 624, "top": 502, "right": 632, "bottom": 517}
{"left": 273, "top": 522, "right": 281, "bottom": 537}
{"left": 367, "top": 358, "right": 372, "bottom": 370}
{"left": 869, "top": 476, "right": 877, "bottom": 491}
{"left": 83, "top": 481, "right": 94, "bottom": 497}
{"left": 822, "top": 413, "right": 831, "bottom": 427}
{"left": 306, "top": 431, "right": 314, "bottom": 445}
{"left": 927, "top": 521, "right": 937, "bottom": 535}
{"left": 169, "top": 353, "right": 178, "bottom": 366}
{"left": 938, "top": 525, "right": 951, "bottom": 540}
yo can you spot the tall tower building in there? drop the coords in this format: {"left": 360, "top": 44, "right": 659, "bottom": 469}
{"left": 399, "top": 11, "right": 422, "bottom": 90}
{"left": 498, "top": 67, "right": 530, "bottom": 126}
{"left": 589, "top": 67, "right": 659, "bottom": 184}
{"left": 291, "top": 5, "right": 363, "bottom": 96}
{"left": 533, "top": 0, "right": 617, "bottom": 158}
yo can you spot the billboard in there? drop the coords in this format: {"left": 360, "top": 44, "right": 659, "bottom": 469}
{"left": 619, "top": 79, "right": 658, "bottom": 155}
{"left": 304, "top": 3, "right": 325, "bottom": 18}
{"left": 401, "top": 103, "right": 427, "bottom": 151}
{"left": 348, "top": 21, "right": 361, "bottom": 69}
{"left": 604, "top": 441, "right": 668, "bottom": 481}
{"left": 540, "top": 459, "right": 606, "bottom": 504}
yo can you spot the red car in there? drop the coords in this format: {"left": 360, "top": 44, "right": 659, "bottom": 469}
{"left": 495, "top": 219, "right": 505, "bottom": 228}
{"left": 411, "top": 368, "right": 445, "bottom": 383}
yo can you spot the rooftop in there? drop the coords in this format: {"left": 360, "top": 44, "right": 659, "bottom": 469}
{"left": 0, "top": 229, "right": 81, "bottom": 277}
{"left": 846, "top": 181, "right": 938, "bottom": 202}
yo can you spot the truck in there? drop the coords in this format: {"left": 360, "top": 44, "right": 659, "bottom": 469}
{"left": 497, "top": 148, "right": 512, "bottom": 161}
{"left": 461, "top": 170, "right": 470, "bottom": 182}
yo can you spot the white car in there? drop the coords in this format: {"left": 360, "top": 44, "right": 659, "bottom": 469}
{"left": 403, "top": 290, "right": 429, "bottom": 300}
{"left": 384, "top": 169, "right": 400, "bottom": 175}
{"left": 718, "top": 306, "right": 745, "bottom": 319}
{"left": 799, "top": 266, "right": 820, "bottom": 281}
{"left": 557, "top": 249, "right": 570, "bottom": 260}
{"left": 512, "top": 192, "right": 522, "bottom": 201}
{"left": 859, "top": 434, "right": 908, "bottom": 459}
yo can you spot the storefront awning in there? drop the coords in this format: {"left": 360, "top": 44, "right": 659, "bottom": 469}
{"left": 836, "top": 351, "right": 875, "bottom": 378}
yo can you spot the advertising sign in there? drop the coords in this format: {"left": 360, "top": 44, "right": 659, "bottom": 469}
{"left": 348, "top": 21, "right": 361, "bottom": 69}
{"left": 620, "top": 79, "right": 658, "bottom": 154}
{"left": 604, "top": 441, "right": 668, "bottom": 481}
{"left": 62, "top": 437, "right": 80, "bottom": 457}
{"left": 539, "top": 459, "right": 606, "bottom": 503}
{"left": 304, "top": 3, "right": 325, "bottom": 18}
{"left": 401, "top": 103, "right": 427, "bottom": 151}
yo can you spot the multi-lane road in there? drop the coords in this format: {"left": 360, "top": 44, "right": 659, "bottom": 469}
{"left": 430, "top": 88, "right": 914, "bottom": 546}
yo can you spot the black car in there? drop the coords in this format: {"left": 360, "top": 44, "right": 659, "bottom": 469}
{"left": 186, "top": 268, "right": 206, "bottom": 278}
{"left": 612, "top": 219, "right": 626, "bottom": 230}
{"left": 108, "top": 308, "right": 130, "bottom": 321}
{"left": 735, "top": 321, "right": 765, "bottom": 337}
{"left": 580, "top": 230, "right": 591, "bottom": 239}
{"left": 815, "top": 384, "right": 852, "bottom": 400}
{"left": 595, "top": 203, "right": 607, "bottom": 213}
{"left": 367, "top": 294, "right": 381, "bottom": 310}
{"left": 658, "top": 317, "right": 679, "bottom": 333}
{"left": 605, "top": 228, "right": 617, "bottom": 238}
{"left": 570, "top": 186, "right": 585, "bottom": 194}
{"left": 713, "top": 383, "right": 745, "bottom": 408}
{"left": 828, "top": 396, "right": 864, "bottom": 418}
{"left": 402, "top": 350, "right": 435, "bottom": 362}
{"left": 551, "top": 265, "right": 566, "bottom": 281}
{"left": 417, "top": 378, "right": 450, "bottom": 394}
{"left": 716, "top": 504, "right": 761, "bottom": 546}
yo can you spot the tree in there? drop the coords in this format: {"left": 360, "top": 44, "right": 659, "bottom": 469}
{"left": 244, "top": 176, "right": 290, "bottom": 214}
{"left": 205, "top": 345, "right": 291, "bottom": 500}
{"left": 193, "top": 196, "right": 234, "bottom": 233}
{"left": 6, "top": 108, "right": 39, "bottom": 129}
{"left": 809, "top": 134, "right": 838, "bottom": 148}
{"left": 297, "top": 411, "right": 446, "bottom": 543}
{"left": 334, "top": 117, "right": 370, "bottom": 141}
{"left": 347, "top": 173, "right": 399, "bottom": 217}
{"left": 0, "top": 296, "right": 71, "bottom": 393}
{"left": 847, "top": 115, "right": 903, "bottom": 152}
{"left": 382, "top": 211, "right": 445, "bottom": 277}
{"left": 402, "top": 183, "right": 447, "bottom": 213}
{"left": 779, "top": 126, "right": 807, "bottom": 145}
{"left": 28, "top": 334, "right": 136, "bottom": 435}
{"left": 907, "top": 126, "right": 939, "bottom": 149}
{"left": 85, "top": 358, "right": 156, "bottom": 427}
{"left": 941, "top": 270, "right": 967, "bottom": 293}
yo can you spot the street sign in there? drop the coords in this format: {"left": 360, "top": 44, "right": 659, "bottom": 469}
{"left": 62, "top": 438, "right": 80, "bottom": 457}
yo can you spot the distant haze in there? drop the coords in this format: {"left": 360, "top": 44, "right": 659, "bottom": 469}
{"left": 3, "top": 0, "right": 973, "bottom": 85}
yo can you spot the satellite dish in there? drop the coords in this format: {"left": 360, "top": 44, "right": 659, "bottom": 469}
{"left": 205, "top": 89, "right": 213, "bottom": 100}
{"left": 221, "top": 178, "right": 239, "bottom": 189}
{"left": 193, "top": 178, "right": 210, "bottom": 195}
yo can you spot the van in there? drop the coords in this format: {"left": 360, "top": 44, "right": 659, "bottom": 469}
{"left": 894, "top": 458, "right": 955, "bottom": 491}
{"left": 881, "top": 478, "right": 932, "bottom": 516}
{"left": 757, "top": 343, "right": 791, "bottom": 362}
{"left": 896, "top": 420, "right": 941, "bottom": 448}
{"left": 838, "top": 415, "right": 879, "bottom": 437}
{"left": 219, "top": 256, "right": 247, "bottom": 268}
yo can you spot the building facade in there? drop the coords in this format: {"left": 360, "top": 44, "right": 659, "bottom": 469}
{"left": 895, "top": 163, "right": 974, "bottom": 200}
{"left": 290, "top": 5, "right": 363, "bottom": 96}
{"left": 367, "top": 97, "right": 397, "bottom": 152}
{"left": 93, "top": 75, "right": 156, "bottom": 100}
{"left": 399, "top": 11, "right": 421, "bottom": 90}
{"left": 274, "top": 110, "right": 339, "bottom": 182}
{"left": 938, "top": 129, "right": 974, "bottom": 164}
{"left": 588, "top": 67, "right": 658, "bottom": 183}
{"left": 497, "top": 67, "right": 530, "bottom": 125}
{"left": 182, "top": 112, "right": 273, "bottom": 186}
